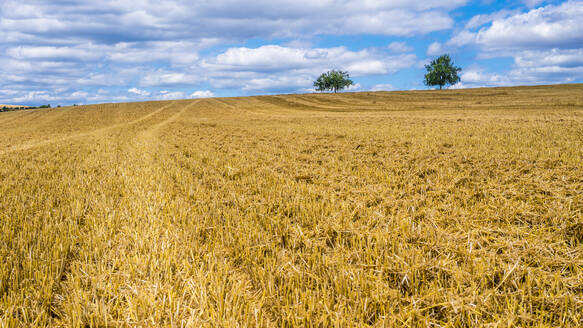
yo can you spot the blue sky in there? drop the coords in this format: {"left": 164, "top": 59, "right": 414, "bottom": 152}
{"left": 0, "top": 0, "right": 582, "bottom": 105}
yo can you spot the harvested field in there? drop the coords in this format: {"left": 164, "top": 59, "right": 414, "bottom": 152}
{"left": 1, "top": 84, "right": 582, "bottom": 327}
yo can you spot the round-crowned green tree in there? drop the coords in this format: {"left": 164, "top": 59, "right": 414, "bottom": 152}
{"left": 314, "top": 70, "right": 353, "bottom": 93}
{"left": 424, "top": 54, "right": 462, "bottom": 90}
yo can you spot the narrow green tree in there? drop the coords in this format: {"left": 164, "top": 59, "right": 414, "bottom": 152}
{"left": 314, "top": 70, "right": 353, "bottom": 93}
{"left": 313, "top": 74, "right": 327, "bottom": 92}
{"left": 424, "top": 54, "right": 461, "bottom": 90}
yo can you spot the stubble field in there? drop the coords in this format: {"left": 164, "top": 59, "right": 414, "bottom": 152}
{"left": 1, "top": 84, "right": 582, "bottom": 327}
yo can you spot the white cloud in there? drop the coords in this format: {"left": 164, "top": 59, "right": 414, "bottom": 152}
{"left": 427, "top": 42, "right": 445, "bottom": 56}
{"left": 447, "top": 82, "right": 466, "bottom": 89}
{"left": 284, "top": 39, "right": 313, "bottom": 49}
{"left": 205, "top": 45, "right": 416, "bottom": 76}
{"left": 523, "top": 0, "right": 545, "bottom": 8}
{"left": 451, "top": 1, "right": 583, "bottom": 51}
{"left": 345, "top": 83, "right": 362, "bottom": 92}
{"left": 190, "top": 90, "right": 215, "bottom": 98}
{"left": 461, "top": 69, "right": 507, "bottom": 85}
{"left": 140, "top": 71, "right": 200, "bottom": 87}
{"left": 371, "top": 84, "right": 395, "bottom": 91}
{"left": 5, "top": 90, "right": 94, "bottom": 104}
{"left": 388, "top": 42, "right": 413, "bottom": 53}
{"left": 447, "top": 30, "right": 476, "bottom": 47}
{"left": 240, "top": 76, "right": 313, "bottom": 92}
{"left": 70, "top": 91, "right": 89, "bottom": 98}
{"left": 464, "top": 10, "right": 517, "bottom": 29}
{"left": 6, "top": 46, "right": 101, "bottom": 61}
{"left": 158, "top": 91, "right": 186, "bottom": 100}
{"left": 460, "top": 48, "right": 583, "bottom": 87}
{"left": 107, "top": 41, "right": 210, "bottom": 64}
{"left": 210, "top": 45, "right": 308, "bottom": 70}
{"left": 514, "top": 48, "right": 583, "bottom": 69}
{"left": 128, "top": 88, "right": 151, "bottom": 96}
{"left": 339, "top": 10, "right": 454, "bottom": 36}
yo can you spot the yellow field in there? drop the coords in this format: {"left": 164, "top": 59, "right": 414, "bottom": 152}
{"left": 1, "top": 84, "right": 582, "bottom": 327}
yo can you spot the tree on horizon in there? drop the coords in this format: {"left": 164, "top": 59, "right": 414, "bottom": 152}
{"left": 424, "top": 54, "right": 462, "bottom": 90}
{"left": 314, "top": 70, "right": 354, "bottom": 93}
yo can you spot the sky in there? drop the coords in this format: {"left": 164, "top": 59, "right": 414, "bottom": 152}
{"left": 0, "top": 0, "right": 582, "bottom": 106}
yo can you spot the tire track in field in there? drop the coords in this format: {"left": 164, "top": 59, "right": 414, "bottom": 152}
{"left": 62, "top": 100, "right": 200, "bottom": 321}
{"left": 117, "top": 99, "right": 199, "bottom": 209}
{"left": 46, "top": 100, "right": 199, "bottom": 325}
{"left": 0, "top": 103, "right": 175, "bottom": 156}
{"left": 142, "top": 99, "right": 199, "bottom": 136}
{"left": 125, "top": 99, "right": 199, "bottom": 159}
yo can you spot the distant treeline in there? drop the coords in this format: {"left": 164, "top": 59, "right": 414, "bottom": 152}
{"left": 0, "top": 104, "right": 54, "bottom": 112}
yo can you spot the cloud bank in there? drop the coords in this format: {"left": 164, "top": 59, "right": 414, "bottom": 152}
{"left": 448, "top": 0, "right": 583, "bottom": 87}
{"left": 0, "top": 0, "right": 581, "bottom": 104}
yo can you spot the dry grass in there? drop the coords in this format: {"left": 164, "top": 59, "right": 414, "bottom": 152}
{"left": 1, "top": 84, "right": 582, "bottom": 327}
